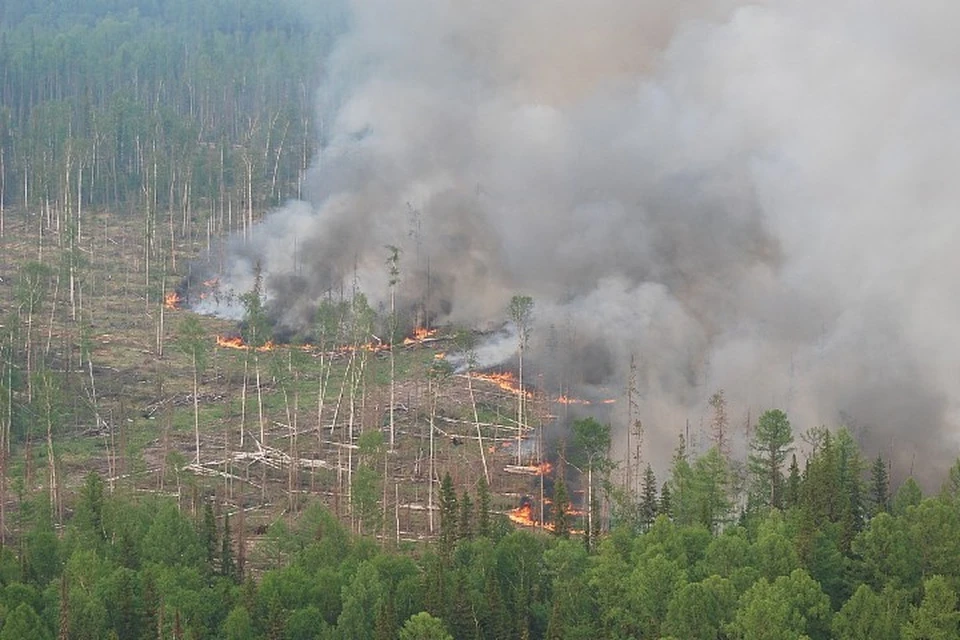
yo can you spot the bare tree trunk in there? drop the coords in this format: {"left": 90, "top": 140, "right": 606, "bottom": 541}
{"left": 193, "top": 354, "right": 200, "bottom": 464}
{"left": 239, "top": 354, "right": 248, "bottom": 449}
{"left": 517, "top": 341, "right": 524, "bottom": 465}
{"left": 587, "top": 464, "right": 593, "bottom": 549}
{"left": 466, "top": 362, "right": 489, "bottom": 483}
{"left": 428, "top": 377, "right": 437, "bottom": 534}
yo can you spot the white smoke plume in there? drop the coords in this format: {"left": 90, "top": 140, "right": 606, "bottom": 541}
{"left": 198, "top": 0, "right": 960, "bottom": 480}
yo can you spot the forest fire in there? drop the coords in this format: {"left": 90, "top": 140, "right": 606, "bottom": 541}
{"left": 469, "top": 371, "right": 534, "bottom": 398}
{"left": 504, "top": 461, "right": 554, "bottom": 476}
{"left": 334, "top": 340, "right": 389, "bottom": 355}
{"left": 508, "top": 501, "right": 554, "bottom": 531}
{"left": 215, "top": 335, "right": 277, "bottom": 352}
{"left": 555, "top": 394, "right": 591, "bottom": 405}
{"left": 164, "top": 291, "right": 181, "bottom": 310}
{"left": 402, "top": 327, "right": 438, "bottom": 346}
{"left": 508, "top": 497, "right": 586, "bottom": 534}
{"left": 536, "top": 461, "right": 553, "bottom": 476}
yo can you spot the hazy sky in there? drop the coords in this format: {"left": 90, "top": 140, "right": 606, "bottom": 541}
{"left": 203, "top": 0, "right": 960, "bottom": 479}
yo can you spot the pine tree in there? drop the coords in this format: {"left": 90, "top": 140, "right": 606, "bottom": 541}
{"left": 709, "top": 389, "right": 730, "bottom": 458}
{"left": 748, "top": 409, "right": 793, "bottom": 510}
{"left": 476, "top": 475, "right": 491, "bottom": 538}
{"left": 199, "top": 500, "right": 217, "bottom": 569}
{"left": 374, "top": 598, "right": 398, "bottom": 640}
{"left": 439, "top": 473, "right": 459, "bottom": 556}
{"left": 659, "top": 482, "right": 672, "bottom": 519}
{"left": 552, "top": 473, "right": 570, "bottom": 539}
{"left": 458, "top": 491, "right": 473, "bottom": 541}
{"left": 869, "top": 453, "right": 890, "bottom": 517}
{"left": 221, "top": 512, "right": 236, "bottom": 581}
{"left": 785, "top": 454, "right": 801, "bottom": 509}
{"left": 639, "top": 464, "right": 658, "bottom": 531}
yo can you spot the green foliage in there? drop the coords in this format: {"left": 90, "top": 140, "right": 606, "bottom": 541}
{"left": 399, "top": 611, "right": 453, "bottom": 640}
{"left": 338, "top": 563, "right": 384, "bottom": 640}
{"left": 729, "top": 569, "right": 832, "bottom": 640}
{"left": 663, "top": 575, "right": 737, "bottom": 640}
{"left": 0, "top": 603, "right": 50, "bottom": 640}
{"left": 892, "top": 477, "right": 922, "bottom": 515}
{"left": 552, "top": 473, "right": 571, "bottom": 539}
{"left": 749, "top": 409, "right": 793, "bottom": 509}
{"left": 476, "top": 475, "right": 491, "bottom": 538}
{"left": 902, "top": 575, "right": 960, "bottom": 640}
{"left": 438, "top": 473, "right": 459, "bottom": 556}
{"left": 222, "top": 605, "right": 255, "bottom": 640}
{"left": 870, "top": 454, "right": 890, "bottom": 516}
{"left": 639, "top": 463, "right": 658, "bottom": 531}
{"left": 570, "top": 418, "right": 611, "bottom": 471}
{"left": 141, "top": 502, "right": 204, "bottom": 568}
{"left": 832, "top": 584, "right": 907, "bottom": 640}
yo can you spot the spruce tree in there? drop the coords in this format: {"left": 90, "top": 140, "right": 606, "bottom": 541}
{"left": 870, "top": 453, "right": 890, "bottom": 517}
{"left": 659, "top": 482, "right": 672, "bottom": 519}
{"left": 221, "top": 512, "right": 236, "bottom": 581}
{"left": 785, "top": 454, "right": 801, "bottom": 508}
{"left": 476, "top": 475, "right": 491, "bottom": 538}
{"left": 639, "top": 464, "right": 658, "bottom": 531}
{"left": 458, "top": 491, "right": 473, "bottom": 541}
{"left": 748, "top": 409, "right": 793, "bottom": 510}
{"left": 552, "top": 473, "right": 570, "bottom": 539}
{"left": 439, "top": 473, "right": 459, "bottom": 556}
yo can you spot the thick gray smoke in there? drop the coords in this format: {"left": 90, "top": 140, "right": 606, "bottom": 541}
{"left": 199, "top": 0, "right": 960, "bottom": 480}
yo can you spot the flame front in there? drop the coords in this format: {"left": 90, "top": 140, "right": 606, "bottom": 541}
{"left": 508, "top": 503, "right": 549, "bottom": 529}
{"left": 469, "top": 371, "right": 533, "bottom": 398}
{"left": 402, "top": 327, "right": 438, "bottom": 346}
{"left": 216, "top": 335, "right": 276, "bottom": 352}
{"left": 164, "top": 291, "right": 181, "bottom": 310}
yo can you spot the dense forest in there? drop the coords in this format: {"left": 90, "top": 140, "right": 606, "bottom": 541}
{"left": 0, "top": 0, "right": 344, "bottom": 239}
{"left": 0, "top": 2, "right": 959, "bottom": 640}
{"left": 3, "top": 417, "right": 960, "bottom": 639}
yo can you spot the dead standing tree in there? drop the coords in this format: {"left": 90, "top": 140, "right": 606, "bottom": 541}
{"left": 508, "top": 295, "right": 533, "bottom": 465}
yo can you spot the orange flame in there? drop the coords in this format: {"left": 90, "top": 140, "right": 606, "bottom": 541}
{"left": 164, "top": 291, "right": 181, "bottom": 310}
{"left": 469, "top": 371, "right": 533, "bottom": 398}
{"left": 508, "top": 503, "right": 550, "bottom": 529}
{"left": 535, "top": 461, "right": 553, "bottom": 476}
{"left": 555, "top": 394, "right": 591, "bottom": 405}
{"left": 507, "top": 499, "right": 586, "bottom": 534}
{"left": 216, "top": 335, "right": 276, "bottom": 352}
{"left": 402, "top": 327, "right": 438, "bottom": 346}
{"left": 334, "top": 340, "right": 389, "bottom": 355}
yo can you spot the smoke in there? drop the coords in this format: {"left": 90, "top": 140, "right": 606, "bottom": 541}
{"left": 199, "top": 0, "right": 960, "bottom": 481}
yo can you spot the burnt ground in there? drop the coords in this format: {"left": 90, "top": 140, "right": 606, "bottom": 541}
{"left": 0, "top": 208, "right": 576, "bottom": 557}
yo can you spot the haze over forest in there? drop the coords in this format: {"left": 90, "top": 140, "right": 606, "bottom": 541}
{"left": 203, "top": 0, "right": 960, "bottom": 479}
{"left": 1, "top": 1, "right": 960, "bottom": 639}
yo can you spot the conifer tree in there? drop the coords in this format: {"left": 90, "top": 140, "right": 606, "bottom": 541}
{"left": 458, "top": 491, "right": 473, "bottom": 541}
{"left": 221, "top": 512, "right": 236, "bottom": 581}
{"left": 438, "top": 473, "right": 458, "bottom": 556}
{"left": 870, "top": 453, "right": 890, "bottom": 517}
{"left": 476, "top": 475, "right": 491, "bottom": 538}
{"left": 639, "top": 464, "right": 658, "bottom": 531}
{"left": 659, "top": 481, "right": 672, "bottom": 518}
{"left": 748, "top": 409, "right": 793, "bottom": 510}
{"left": 199, "top": 500, "right": 217, "bottom": 569}
{"left": 552, "top": 472, "right": 570, "bottom": 539}
{"left": 785, "top": 454, "right": 801, "bottom": 508}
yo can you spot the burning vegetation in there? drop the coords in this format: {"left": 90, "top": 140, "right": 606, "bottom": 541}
{"left": 164, "top": 291, "right": 181, "bottom": 310}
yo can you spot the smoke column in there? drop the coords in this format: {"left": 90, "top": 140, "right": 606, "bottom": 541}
{"left": 198, "top": 0, "right": 960, "bottom": 480}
